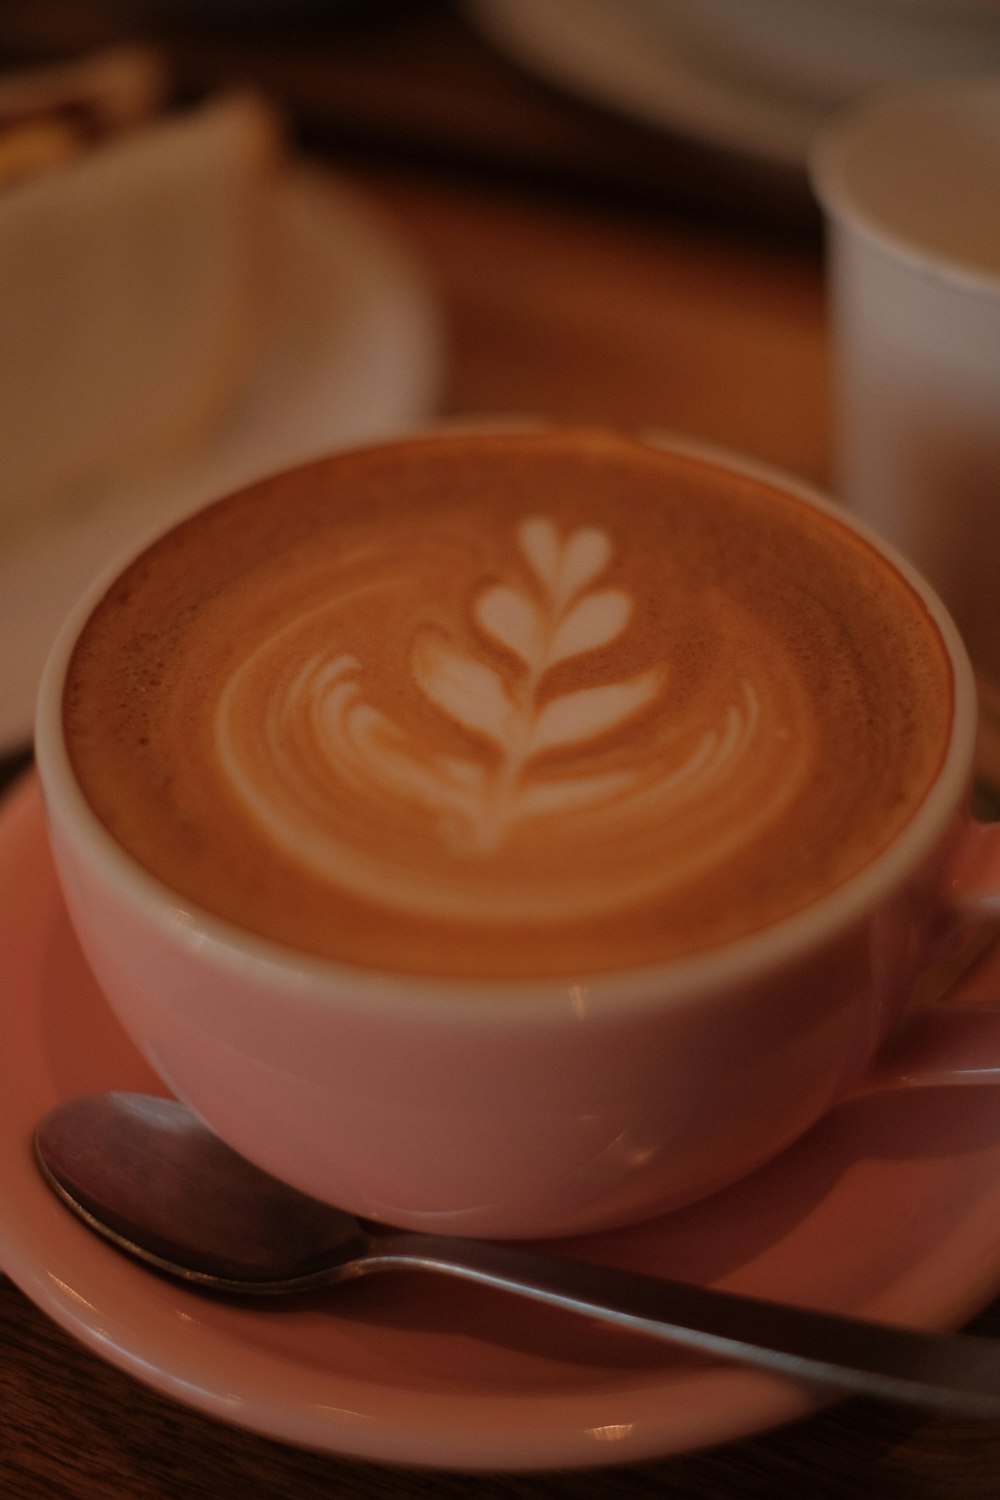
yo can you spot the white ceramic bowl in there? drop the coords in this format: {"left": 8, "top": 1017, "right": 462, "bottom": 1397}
{"left": 642, "top": 0, "right": 1000, "bottom": 108}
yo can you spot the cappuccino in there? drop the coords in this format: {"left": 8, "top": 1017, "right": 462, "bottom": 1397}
{"left": 64, "top": 430, "right": 952, "bottom": 977}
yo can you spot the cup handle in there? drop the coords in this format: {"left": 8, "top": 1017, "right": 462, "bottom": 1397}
{"left": 853, "top": 817, "right": 1000, "bottom": 1096}
{"left": 858, "top": 1000, "right": 1000, "bottom": 1095}
{"left": 947, "top": 818, "right": 1000, "bottom": 917}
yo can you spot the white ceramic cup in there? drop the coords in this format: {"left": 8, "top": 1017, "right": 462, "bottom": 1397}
{"left": 811, "top": 77, "right": 1000, "bottom": 740}
{"left": 33, "top": 437, "right": 1000, "bottom": 1241}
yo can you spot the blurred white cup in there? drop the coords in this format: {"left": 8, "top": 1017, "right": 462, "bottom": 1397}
{"left": 811, "top": 77, "right": 1000, "bottom": 757}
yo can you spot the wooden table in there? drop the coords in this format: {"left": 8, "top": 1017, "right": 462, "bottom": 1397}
{"left": 1, "top": 4, "right": 999, "bottom": 1495}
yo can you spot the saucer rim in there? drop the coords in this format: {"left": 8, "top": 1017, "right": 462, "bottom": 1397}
{"left": 4, "top": 773, "right": 1000, "bottom": 1472}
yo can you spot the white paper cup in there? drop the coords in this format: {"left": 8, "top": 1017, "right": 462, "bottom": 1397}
{"left": 811, "top": 76, "right": 1000, "bottom": 705}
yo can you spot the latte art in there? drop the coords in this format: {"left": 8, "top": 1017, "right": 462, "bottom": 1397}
{"left": 63, "top": 430, "right": 953, "bottom": 977}
{"left": 215, "top": 513, "right": 814, "bottom": 924}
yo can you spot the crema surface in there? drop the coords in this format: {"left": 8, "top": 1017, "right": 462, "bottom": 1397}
{"left": 64, "top": 431, "right": 953, "bottom": 977}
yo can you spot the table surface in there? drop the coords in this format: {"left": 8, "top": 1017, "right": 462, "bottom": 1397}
{"left": 1, "top": 4, "right": 999, "bottom": 1496}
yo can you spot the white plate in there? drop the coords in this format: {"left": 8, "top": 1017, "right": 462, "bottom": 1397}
{"left": 4, "top": 772, "right": 1000, "bottom": 1471}
{"left": 0, "top": 165, "right": 443, "bottom": 752}
{"left": 465, "top": 0, "right": 823, "bottom": 169}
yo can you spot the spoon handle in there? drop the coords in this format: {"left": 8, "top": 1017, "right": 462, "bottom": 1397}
{"left": 368, "top": 1233, "right": 1000, "bottom": 1415}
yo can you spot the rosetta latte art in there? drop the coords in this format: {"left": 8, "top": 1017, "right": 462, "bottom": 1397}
{"left": 63, "top": 432, "right": 956, "bottom": 973}
{"left": 215, "top": 516, "right": 814, "bottom": 923}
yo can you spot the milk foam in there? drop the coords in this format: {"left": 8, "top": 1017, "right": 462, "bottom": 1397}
{"left": 63, "top": 431, "right": 953, "bottom": 976}
{"left": 214, "top": 513, "right": 815, "bottom": 922}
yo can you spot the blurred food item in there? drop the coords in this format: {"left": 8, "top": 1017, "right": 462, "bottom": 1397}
{"left": 0, "top": 60, "right": 284, "bottom": 539}
{"left": 0, "top": 46, "right": 167, "bottom": 187}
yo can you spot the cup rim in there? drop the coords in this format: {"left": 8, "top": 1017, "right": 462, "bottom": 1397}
{"left": 809, "top": 74, "right": 1000, "bottom": 297}
{"left": 34, "top": 430, "right": 978, "bottom": 1019}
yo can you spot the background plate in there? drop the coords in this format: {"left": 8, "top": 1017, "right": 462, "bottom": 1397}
{"left": 0, "top": 165, "right": 443, "bottom": 751}
{"left": 3, "top": 775, "right": 1000, "bottom": 1471}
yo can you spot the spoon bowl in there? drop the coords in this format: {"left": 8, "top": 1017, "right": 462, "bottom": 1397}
{"left": 33, "top": 1090, "right": 1000, "bottom": 1416}
{"left": 35, "top": 1091, "right": 371, "bottom": 1292}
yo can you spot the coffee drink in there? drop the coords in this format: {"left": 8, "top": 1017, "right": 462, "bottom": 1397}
{"left": 63, "top": 429, "right": 953, "bottom": 978}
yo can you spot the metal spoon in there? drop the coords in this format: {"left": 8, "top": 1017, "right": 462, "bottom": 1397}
{"left": 33, "top": 1091, "right": 1000, "bottom": 1416}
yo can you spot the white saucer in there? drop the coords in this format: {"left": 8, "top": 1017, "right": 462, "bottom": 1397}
{"left": 465, "top": 0, "right": 822, "bottom": 170}
{"left": 4, "top": 773, "right": 1000, "bottom": 1471}
{"left": 0, "top": 165, "right": 443, "bottom": 752}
